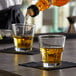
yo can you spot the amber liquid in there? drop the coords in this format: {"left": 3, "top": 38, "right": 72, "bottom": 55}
{"left": 35, "top": 0, "right": 70, "bottom": 11}
{"left": 13, "top": 36, "right": 33, "bottom": 49}
{"left": 36, "top": 0, "right": 51, "bottom": 11}
{"left": 40, "top": 48, "right": 63, "bottom": 63}
{"left": 52, "top": 0, "right": 70, "bottom": 6}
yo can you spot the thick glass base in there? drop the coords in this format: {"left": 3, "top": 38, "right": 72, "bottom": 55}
{"left": 15, "top": 48, "right": 32, "bottom": 52}
{"left": 43, "top": 62, "right": 61, "bottom": 68}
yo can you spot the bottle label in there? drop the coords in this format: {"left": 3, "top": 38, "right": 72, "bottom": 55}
{"left": 48, "top": 0, "right": 52, "bottom": 3}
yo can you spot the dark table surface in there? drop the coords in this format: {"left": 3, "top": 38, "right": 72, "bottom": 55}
{"left": 0, "top": 38, "right": 76, "bottom": 76}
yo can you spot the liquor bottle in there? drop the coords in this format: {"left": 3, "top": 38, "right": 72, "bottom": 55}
{"left": 27, "top": 0, "right": 70, "bottom": 17}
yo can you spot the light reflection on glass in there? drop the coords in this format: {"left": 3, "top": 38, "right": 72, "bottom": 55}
{"left": 41, "top": 71, "right": 48, "bottom": 76}
{"left": 41, "top": 70, "right": 62, "bottom": 76}
{"left": 14, "top": 54, "right": 19, "bottom": 65}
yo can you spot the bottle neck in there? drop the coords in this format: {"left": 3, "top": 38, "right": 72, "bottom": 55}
{"left": 27, "top": 5, "right": 39, "bottom": 17}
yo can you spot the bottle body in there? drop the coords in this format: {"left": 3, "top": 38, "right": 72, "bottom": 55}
{"left": 52, "top": 0, "right": 70, "bottom": 6}
{"left": 27, "top": 0, "right": 70, "bottom": 17}
{"left": 33, "top": 0, "right": 70, "bottom": 10}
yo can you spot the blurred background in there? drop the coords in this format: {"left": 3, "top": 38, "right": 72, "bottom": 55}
{"left": 0, "top": 0, "right": 76, "bottom": 37}
{"left": 21, "top": 0, "right": 76, "bottom": 34}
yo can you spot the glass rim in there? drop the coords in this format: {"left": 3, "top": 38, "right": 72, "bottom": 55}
{"left": 39, "top": 34, "right": 66, "bottom": 38}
